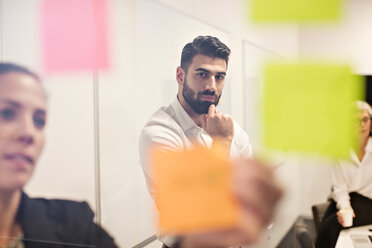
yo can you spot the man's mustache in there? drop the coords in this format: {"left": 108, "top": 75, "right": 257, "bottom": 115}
{"left": 198, "top": 90, "right": 216, "bottom": 96}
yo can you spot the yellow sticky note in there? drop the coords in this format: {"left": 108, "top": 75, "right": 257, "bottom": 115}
{"left": 262, "top": 62, "right": 364, "bottom": 158}
{"left": 250, "top": 0, "right": 342, "bottom": 22}
{"left": 151, "top": 144, "right": 238, "bottom": 234}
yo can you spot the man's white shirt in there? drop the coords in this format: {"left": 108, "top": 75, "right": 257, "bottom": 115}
{"left": 139, "top": 97, "right": 253, "bottom": 199}
{"left": 138, "top": 97, "right": 253, "bottom": 246}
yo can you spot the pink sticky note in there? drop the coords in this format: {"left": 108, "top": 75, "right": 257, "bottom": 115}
{"left": 41, "top": 0, "right": 110, "bottom": 72}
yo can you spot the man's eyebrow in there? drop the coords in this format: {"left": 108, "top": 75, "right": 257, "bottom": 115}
{"left": 0, "top": 99, "right": 21, "bottom": 108}
{"left": 195, "top": 68, "right": 226, "bottom": 75}
{"left": 35, "top": 109, "right": 46, "bottom": 115}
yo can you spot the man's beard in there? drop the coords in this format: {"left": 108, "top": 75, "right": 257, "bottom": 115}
{"left": 182, "top": 78, "right": 221, "bottom": 114}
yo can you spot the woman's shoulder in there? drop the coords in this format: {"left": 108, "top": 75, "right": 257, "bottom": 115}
{"left": 18, "top": 192, "right": 119, "bottom": 248}
{"left": 20, "top": 192, "right": 94, "bottom": 223}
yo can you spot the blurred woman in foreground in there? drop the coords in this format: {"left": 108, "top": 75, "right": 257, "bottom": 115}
{"left": 0, "top": 63, "right": 118, "bottom": 248}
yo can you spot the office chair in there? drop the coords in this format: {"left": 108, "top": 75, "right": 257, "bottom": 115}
{"left": 311, "top": 202, "right": 331, "bottom": 236}
{"left": 295, "top": 226, "right": 314, "bottom": 248}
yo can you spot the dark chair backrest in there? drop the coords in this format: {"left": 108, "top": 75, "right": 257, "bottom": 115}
{"left": 295, "top": 226, "right": 313, "bottom": 248}
{"left": 311, "top": 202, "right": 331, "bottom": 235}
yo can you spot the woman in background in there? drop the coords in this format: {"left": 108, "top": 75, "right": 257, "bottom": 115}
{"left": 316, "top": 101, "right": 372, "bottom": 248}
{"left": 0, "top": 63, "right": 118, "bottom": 248}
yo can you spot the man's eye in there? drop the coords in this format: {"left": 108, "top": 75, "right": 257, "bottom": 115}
{"left": 33, "top": 115, "right": 46, "bottom": 129}
{"left": 0, "top": 108, "right": 16, "bottom": 120}
{"left": 198, "top": 72, "right": 207, "bottom": 78}
{"left": 215, "top": 75, "right": 225, "bottom": 80}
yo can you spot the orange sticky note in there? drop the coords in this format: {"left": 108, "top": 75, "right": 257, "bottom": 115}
{"left": 151, "top": 144, "right": 238, "bottom": 234}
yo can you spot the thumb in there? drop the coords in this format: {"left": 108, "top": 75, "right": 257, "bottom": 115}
{"left": 201, "top": 114, "right": 207, "bottom": 129}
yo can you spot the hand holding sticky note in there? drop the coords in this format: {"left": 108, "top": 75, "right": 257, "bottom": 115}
{"left": 151, "top": 143, "right": 238, "bottom": 234}
{"left": 150, "top": 144, "right": 283, "bottom": 245}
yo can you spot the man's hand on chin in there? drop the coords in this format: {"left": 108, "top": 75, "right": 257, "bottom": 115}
{"left": 201, "top": 104, "right": 234, "bottom": 151}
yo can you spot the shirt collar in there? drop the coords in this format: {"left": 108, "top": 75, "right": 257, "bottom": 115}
{"left": 365, "top": 137, "right": 372, "bottom": 153}
{"left": 170, "top": 97, "right": 199, "bottom": 132}
{"left": 350, "top": 137, "right": 372, "bottom": 165}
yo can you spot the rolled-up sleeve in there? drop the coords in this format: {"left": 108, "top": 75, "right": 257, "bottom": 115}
{"left": 331, "top": 164, "right": 352, "bottom": 210}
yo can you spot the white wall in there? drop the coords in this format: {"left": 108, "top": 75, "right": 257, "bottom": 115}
{"left": 2, "top": 0, "right": 362, "bottom": 247}
{"left": 298, "top": 0, "right": 372, "bottom": 75}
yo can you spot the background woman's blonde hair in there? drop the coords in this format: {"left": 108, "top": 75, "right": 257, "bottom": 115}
{"left": 356, "top": 100, "right": 372, "bottom": 117}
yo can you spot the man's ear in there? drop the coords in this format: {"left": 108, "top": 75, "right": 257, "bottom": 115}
{"left": 176, "top": 66, "right": 185, "bottom": 86}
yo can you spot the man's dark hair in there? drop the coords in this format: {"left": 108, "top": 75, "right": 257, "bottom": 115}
{"left": 180, "top": 36, "right": 231, "bottom": 73}
{"left": 0, "top": 62, "right": 40, "bottom": 81}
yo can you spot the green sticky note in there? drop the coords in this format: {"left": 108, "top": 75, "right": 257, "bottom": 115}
{"left": 262, "top": 62, "right": 364, "bottom": 158}
{"left": 250, "top": 0, "right": 342, "bottom": 22}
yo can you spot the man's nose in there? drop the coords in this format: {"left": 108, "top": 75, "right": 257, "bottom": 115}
{"left": 204, "top": 76, "right": 217, "bottom": 92}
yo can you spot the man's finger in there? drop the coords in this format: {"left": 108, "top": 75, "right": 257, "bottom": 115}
{"left": 208, "top": 104, "right": 216, "bottom": 117}
{"left": 201, "top": 114, "right": 207, "bottom": 129}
